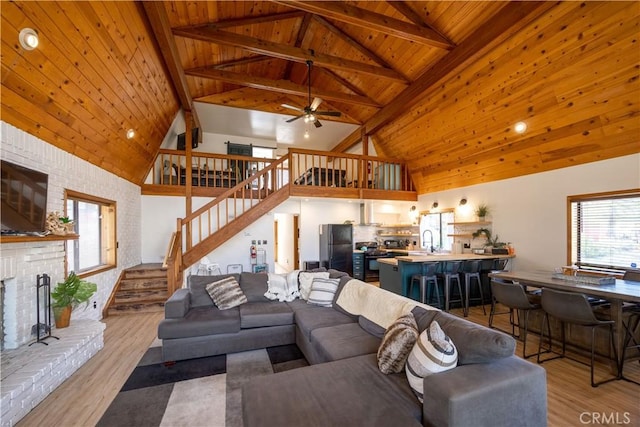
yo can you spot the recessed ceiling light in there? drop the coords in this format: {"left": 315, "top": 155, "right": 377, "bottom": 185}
{"left": 19, "top": 28, "right": 39, "bottom": 50}
{"left": 126, "top": 129, "right": 135, "bottom": 139}
{"left": 514, "top": 121, "right": 527, "bottom": 134}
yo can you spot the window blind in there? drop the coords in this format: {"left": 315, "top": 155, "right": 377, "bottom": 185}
{"left": 570, "top": 191, "right": 640, "bottom": 270}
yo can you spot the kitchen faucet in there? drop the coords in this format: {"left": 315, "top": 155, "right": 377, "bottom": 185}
{"left": 422, "top": 229, "right": 435, "bottom": 253}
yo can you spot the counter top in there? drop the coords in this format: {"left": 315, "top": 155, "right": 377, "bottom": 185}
{"left": 378, "top": 253, "right": 514, "bottom": 266}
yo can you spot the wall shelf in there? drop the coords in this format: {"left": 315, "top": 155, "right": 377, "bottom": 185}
{"left": 0, "top": 234, "right": 79, "bottom": 244}
{"left": 448, "top": 221, "right": 492, "bottom": 226}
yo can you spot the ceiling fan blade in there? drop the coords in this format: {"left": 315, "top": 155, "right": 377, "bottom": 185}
{"left": 286, "top": 115, "right": 304, "bottom": 123}
{"left": 314, "top": 111, "right": 342, "bottom": 117}
{"left": 281, "top": 103, "right": 303, "bottom": 112}
{"left": 314, "top": 119, "right": 323, "bottom": 128}
{"left": 310, "top": 97, "right": 322, "bottom": 110}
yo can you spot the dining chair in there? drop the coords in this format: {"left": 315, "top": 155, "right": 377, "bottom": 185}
{"left": 489, "top": 279, "right": 546, "bottom": 358}
{"left": 537, "top": 288, "right": 619, "bottom": 387}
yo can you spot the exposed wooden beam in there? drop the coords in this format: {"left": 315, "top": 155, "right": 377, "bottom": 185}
{"left": 272, "top": 1, "right": 454, "bottom": 50}
{"left": 363, "top": 1, "right": 558, "bottom": 137}
{"left": 283, "top": 13, "right": 314, "bottom": 80}
{"left": 386, "top": 1, "right": 454, "bottom": 48}
{"left": 316, "top": 67, "right": 367, "bottom": 98}
{"left": 312, "top": 14, "right": 405, "bottom": 78}
{"left": 202, "top": 10, "right": 306, "bottom": 29}
{"left": 142, "top": 2, "right": 200, "bottom": 134}
{"left": 172, "top": 27, "right": 408, "bottom": 83}
{"left": 186, "top": 67, "right": 380, "bottom": 107}
{"left": 213, "top": 55, "right": 273, "bottom": 69}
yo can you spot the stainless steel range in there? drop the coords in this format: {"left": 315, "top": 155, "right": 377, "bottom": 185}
{"left": 355, "top": 241, "right": 393, "bottom": 282}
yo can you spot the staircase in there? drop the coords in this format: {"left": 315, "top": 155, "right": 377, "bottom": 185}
{"left": 105, "top": 264, "right": 168, "bottom": 316}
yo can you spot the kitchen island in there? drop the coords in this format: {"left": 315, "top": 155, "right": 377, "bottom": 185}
{"left": 378, "top": 253, "right": 514, "bottom": 302}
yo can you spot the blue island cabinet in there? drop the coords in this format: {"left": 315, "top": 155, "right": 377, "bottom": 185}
{"left": 379, "top": 260, "right": 422, "bottom": 301}
{"left": 352, "top": 252, "right": 364, "bottom": 281}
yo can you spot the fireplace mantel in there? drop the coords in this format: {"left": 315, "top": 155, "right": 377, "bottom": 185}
{"left": 0, "top": 234, "right": 78, "bottom": 244}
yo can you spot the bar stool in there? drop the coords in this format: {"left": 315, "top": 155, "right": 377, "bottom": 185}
{"left": 489, "top": 279, "right": 547, "bottom": 359}
{"left": 408, "top": 262, "right": 441, "bottom": 307}
{"left": 438, "top": 261, "right": 463, "bottom": 312}
{"left": 537, "top": 288, "right": 619, "bottom": 387}
{"left": 462, "top": 260, "right": 485, "bottom": 317}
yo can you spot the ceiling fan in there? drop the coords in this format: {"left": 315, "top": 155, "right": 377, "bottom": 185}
{"left": 282, "top": 60, "right": 342, "bottom": 128}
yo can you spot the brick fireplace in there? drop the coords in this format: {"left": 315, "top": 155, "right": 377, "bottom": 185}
{"left": 0, "top": 240, "right": 105, "bottom": 426}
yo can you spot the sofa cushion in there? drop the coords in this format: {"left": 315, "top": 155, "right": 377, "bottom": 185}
{"left": 358, "top": 315, "right": 386, "bottom": 339}
{"left": 406, "top": 320, "right": 458, "bottom": 403}
{"left": 377, "top": 312, "right": 419, "bottom": 374}
{"left": 158, "top": 306, "right": 240, "bottom": 339}
{"left": 243, "top": 354, "right": 422, "bottom": 427}
{"left": 239, "top": 272, "right": 271, "bottom": 302}
{"left": 328, "top": 268, "right": 350, "bottom": 279}
{"left": 206, "top": 276, "right": 247, "bottom": 310}
{"left": 188, "top": 274, "right": 240, "bottom": 308}
{"left": 240, "top": 302, "right": 294, "bottom": 328}
{"left": 431, "top": 310, "right": 516, "bottom": 365}
{"left": 310, "top": 323, "right": 381, "bottom": 362}
{"left": 307, "top": 277, "right": 340, "bottom": 307}
{"left": 294, "top": 306, "right": 355, "bottom": 340}
{"left": 298, "top": 271, "right": 330, "bottom": 300}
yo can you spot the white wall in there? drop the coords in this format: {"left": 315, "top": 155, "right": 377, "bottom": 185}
{"left": 1, "top": 122, "right": 142, "bottom": 320}
{"left": 417, "top": 154, "right": 640, "bottom": 271}
{"left": 273, "top": 213, "right": 295, "bottom": 270}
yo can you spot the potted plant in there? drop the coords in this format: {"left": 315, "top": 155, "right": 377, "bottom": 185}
{"left": 474, "top": 204, "right": 490, "bottom": 221}
{"left": 51, "top": 272, "right": 97, "bottom": 328}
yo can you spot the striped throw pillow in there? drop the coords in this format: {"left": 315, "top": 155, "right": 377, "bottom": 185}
{"left": 377, "top": 312, "right": 419, "bottom": 374}
{"left": 406, "top": 320, "right": 458, "bottom": 402}
{"left": 205, "top": 276, "right": 247, "bottom": 310}
{"left": 306, "top": 277, "right": 340, "bottom": 307}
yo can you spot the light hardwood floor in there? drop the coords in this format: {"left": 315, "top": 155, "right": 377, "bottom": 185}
{"left": 15, "top": 307, "right": 640, "bottom": 426}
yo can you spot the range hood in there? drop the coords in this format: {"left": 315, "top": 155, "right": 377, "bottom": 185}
{"left": 359, "top": 202, "right": 380, "bottom": 226}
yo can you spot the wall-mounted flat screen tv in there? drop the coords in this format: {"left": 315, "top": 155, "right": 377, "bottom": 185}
{"left": 1, "top": 160, "right": 49, "bottom": 233}
{"left": 177, "top": 128, "right": 199, "bottom": 150}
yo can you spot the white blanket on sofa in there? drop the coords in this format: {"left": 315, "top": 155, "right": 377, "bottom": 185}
{"left": 335, "top": 279, "right": 434, "bottom": 328}
{"left": 264, "top": 271, "right": 300, "bottom": 302}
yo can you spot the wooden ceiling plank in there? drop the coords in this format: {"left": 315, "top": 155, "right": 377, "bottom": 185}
{"left": 185, "top": 66, "right": 380, "bottom": 107}
{"left": 364, "top": 1, "right": 558, "bottom": 137}
{"left": 77, "top": 2, "right": 169, "bottom": 146}
{"left": 316, "top": 67, "right": 366, "bottom": 97}
{"left": 172, "top": 27, "right": 408, "bottom": 83}
{"left": 142, "top": 1, "right": 201, "bottom": 132}
{"left": 312, "top": 14, "right": 405, "bottom": 77}
{"left": 385, "top": 1, "right": 455, "bottom": 48}
{"left": 272, "top": 1, "right": 454, "bottom": 49}
{"left": 185, "top": 10, "right": 306, "bottom": 29}
{"left": 213, "top": 55, "right": 273, "bottom": 69}
{"left": 0, "top": 10, "right": 155, "bottom": 162}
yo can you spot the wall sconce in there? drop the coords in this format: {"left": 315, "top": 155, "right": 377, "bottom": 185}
{"left": 432, "top": 202, "right": 438, "bottom": 209}
{"left": 459, "top": 198, "right": 467, "bottom": 206}
{"left": 19, "top": 28, "right": 39, "bottom": 50}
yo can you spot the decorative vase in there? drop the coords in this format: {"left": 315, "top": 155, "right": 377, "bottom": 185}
{"left": 54, "top": 305, "right": 72, "bottom": 328}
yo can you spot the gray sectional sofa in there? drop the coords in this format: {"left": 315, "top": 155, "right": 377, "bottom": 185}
{"left": 157, "top": 269, "right": 547, "bottom": 427}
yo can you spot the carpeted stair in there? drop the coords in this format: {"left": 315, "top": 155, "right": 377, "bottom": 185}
{"left": 107, "top": 264, "right": 168, "bottom": 316}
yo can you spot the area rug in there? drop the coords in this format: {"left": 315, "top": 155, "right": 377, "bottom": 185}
{"left": 97, "top": 340, "right": 308, "bottom": 427}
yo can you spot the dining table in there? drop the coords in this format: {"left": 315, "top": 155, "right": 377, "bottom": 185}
{"left": 489, "top": 269, "right": 640, "bottom": 367}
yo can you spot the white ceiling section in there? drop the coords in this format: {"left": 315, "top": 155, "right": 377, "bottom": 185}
{"left": 195, "top": 103, "right": 359, "bottom": 152}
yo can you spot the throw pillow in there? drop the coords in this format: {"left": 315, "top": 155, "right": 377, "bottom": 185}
{"left": 205, "top": 276, "right": 248, "bottom": 310}
{"left": 377, "top": 312, "right": 419, "bottom": 374}
{"left": 298, "top": 271, "right": 330, "bottom": 300}
{"left": 406, "top": 320, "right": 458, "bottom": 403}
{"left": 306, "top": 277, "right": 340, "bottom": 307}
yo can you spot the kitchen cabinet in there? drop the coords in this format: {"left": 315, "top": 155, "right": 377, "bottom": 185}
{"left": 352, "top": 252, "right": 364, "bottom": 280}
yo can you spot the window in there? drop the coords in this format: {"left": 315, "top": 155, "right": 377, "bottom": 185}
{"left": 419, "top": 209, "right": 455, "bottom": 252}
{"left": 65, "top": 190, "right": 116, "bottom": 276}
{"left": 569, "top": 190, "right": 639, "bottom": 272}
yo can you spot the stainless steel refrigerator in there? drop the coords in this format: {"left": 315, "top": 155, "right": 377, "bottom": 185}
{"left": 319, "top": 224, "right": 353, "bottom": 274}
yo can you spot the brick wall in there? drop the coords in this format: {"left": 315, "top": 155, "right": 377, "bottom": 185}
{"left": 0, "top": 121, "right": 142, "bottom": 341}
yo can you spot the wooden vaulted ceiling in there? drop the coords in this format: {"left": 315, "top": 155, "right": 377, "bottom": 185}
{"left": 1, "top": 1, "right": 638, "bottom": 193}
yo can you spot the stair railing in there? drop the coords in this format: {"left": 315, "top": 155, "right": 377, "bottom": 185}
{"left": 179, "top": 154, "right": 290, "bottom": 266}
{"left": 163, "top": 225, "right": 183, "bottom": 295}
